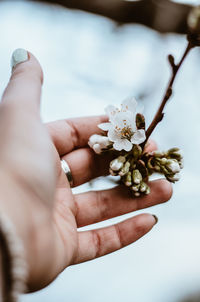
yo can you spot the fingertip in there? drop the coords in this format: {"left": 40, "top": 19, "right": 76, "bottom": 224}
{"left": 10, "top": 49, "right": 43, "bottom": 85}
{"left": 145, "top": 139, "right": 158, "bottom": 153}
{"left": 27, "top": 51, "right": 44, "bottom": 84}
{"left": 133, "top": 213, "right": 157, "bottom": 235}
{"left": 154, "top": 179, "right": 173, "bottom": 202}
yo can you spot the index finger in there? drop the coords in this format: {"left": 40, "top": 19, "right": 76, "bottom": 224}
{"left": 47, "top": 115, "right": 108, "bottom": 156}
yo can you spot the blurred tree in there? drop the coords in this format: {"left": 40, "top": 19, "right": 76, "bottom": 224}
{"left": 35, "top": 0, "right": 192, "bottom": 33}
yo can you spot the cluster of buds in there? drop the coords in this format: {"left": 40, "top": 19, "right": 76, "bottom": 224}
{"left": 146, "top": 148, "right": 184, "bottom": 183}
{"left": 125, "top": 170, "right": 150, "bottom": 197}
{"left": 109, "top": 145, "right": 151, "bottom": 197}
{"left": 108, "top": 146, "right": 183, "bottom": 197}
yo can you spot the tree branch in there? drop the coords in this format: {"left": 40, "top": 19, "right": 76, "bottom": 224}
{"left": 35, "top": 0, "right": 192, "bottom": 33}
{"left": 142, "top": 41, "right": 194, "bottom": 147}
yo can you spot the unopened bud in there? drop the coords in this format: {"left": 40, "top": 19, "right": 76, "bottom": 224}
{"left": 160, "top": 158, "right": 167, "bottom": 165}
{"left": 93, "top": 144, "right": 102, "bottom": 154}
{"left": 88, "top": 134, "right": 111, "bottom": 154}
{"left": 145, "top": 186, "right": 150, "bottom": 195}
{"left": 132, "top": 145, "right": 142, "bottom": 160}
{"left": 179, "top": 158, "right": 184, "bottom": 169}
{"left": 119, "top": 161, "right": 130, "bottom": 176}
{"left": 154, "top": 165, "right": 161, "bottom": 172}
{"left": 166, "top": 159, "right": 180, "bottom": 174}
{"left": 168, "top": 148, "right": 183, "bottom": 159}
{"left": 140, "top": 182, "right": 147, "bottom": 193}
{"left": 88, "top": 134, "right": 101, "bottom": 147}
{"left": 110, "top": 156, "right": 126, "bottom": 172}
{"left": 125, "top": 172, "right": 132, "bottom": 187}
{"left": 134, "top": 192, "right": 140, "bottom": 197}
{"left": 131, "top": 184, "right": 140, "bottom": 192}
{"left": 132, "top": 169, "right": 142, "bottom": 185}
{"left": 167, "top": 173, "right": 181, "bottom": 182}
{"left": 153, "top": 151, "right": 164, "bottom": 158}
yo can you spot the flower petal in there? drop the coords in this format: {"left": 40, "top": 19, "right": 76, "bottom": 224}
{"left": 98, "top": 122, "right": 112, "bottom": 131}
{"left": 107, "top": 128, "right": 120, "bottom": 142}
{"left": 105, "top": 105, "right": 117, "bottom": 120}
{"left": 131, "top": 129, "right": 146, "bottom": 144}
{"left": 113, "top": 111, "right": 136, "bottom": 130}
{"left": 121, "top": 97, "right": 137, "bottom": 113}
{"left": 114, "top": 139, "right": 132, "bottom": 152}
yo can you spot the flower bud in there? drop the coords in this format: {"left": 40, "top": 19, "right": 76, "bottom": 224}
{"left": 153, "top": 151, "right": 164, "bottom": 158}
{"left": 100, "top": 136, "right": 111, "bottom": 148}
{"left": 110, "top": 156, "right": 126, "bottom": 172}
{"left": 136, "top": 113, "right": 145, "bottom": 130}
{"left": 179, "top": 158, "right": 184, "bottom": 169}
{"left": 93, "top": 144, "right": 102, "bottom": 154}
{"left": 88, "top": 134, "right": 111, "bottom": 154}
{"left": 125, "top": 172, "right": 132, "bottom": 187}
{"left": 154, "top": 165, "right": 161, "bottom": 172}
{"left": 132, "top": 169, "right": 142, "bottom": 185}
{"left": 145, "top": 186, "right": 150, "bottom": 195}
{"left": 139, "top": 182, "right": 148, "bottom": 193}
{"left": 119, "top": 161, "right": 130, "bottom": 176}
{"left": 132, "top": 145, "right": 142, "bottom": 160}
{"left": 160, "top": 158, "right": 167, "bottom": 165}
{"left": 168, "top": 148, "right": 183, "bottom": 159}
{"left": 167, "top": 173, "right": 181, "bottom": 182}
{"left": 88, "top": 134, "right": 101, "bottom": 147}
{"left": 131, "top": 184, "right": 140, "bottom": 192}
{"left": 166, "top": 159, "right": 180, "bottom": 174}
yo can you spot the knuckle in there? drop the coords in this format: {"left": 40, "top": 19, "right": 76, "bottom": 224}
{"left": 65, "top": 119, "right": 80, "bottom": 149}
{"left": 114, "top": 224, "right": 123, "bottom": 249}
{"left": 92, "top": 230, "right": 102, "bottom": 258}
{"left": 96, "top": 190, "right": 110, "bottom": 221}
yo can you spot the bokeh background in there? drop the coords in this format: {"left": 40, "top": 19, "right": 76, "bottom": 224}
{"left": 1, "top": 0, "right": 200, "bottom": 301}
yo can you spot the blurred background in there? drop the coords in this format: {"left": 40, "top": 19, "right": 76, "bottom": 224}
{"left": 0, "top": 0, "right": 200, "bottom": 301}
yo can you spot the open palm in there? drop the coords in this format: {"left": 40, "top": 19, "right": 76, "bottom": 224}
{"left": 0, "top": 51, "right": 172, "bottom": 292}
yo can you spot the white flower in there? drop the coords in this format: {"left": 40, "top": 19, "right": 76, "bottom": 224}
{"left": 98, "top": 97, "right": 146, "bottom": 152}
{"left": 88, "top": 134, "right": 111, "bottom": 154}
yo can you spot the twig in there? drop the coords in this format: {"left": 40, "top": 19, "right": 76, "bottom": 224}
{"left": 142, "top": 41, "right": 194, "bottom": 148}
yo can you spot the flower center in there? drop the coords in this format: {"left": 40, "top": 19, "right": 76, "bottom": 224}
{"left": 115, "top": 124, "right": 133, "bottom": 140}
{"left": 120, "top": 126, "right": 133, "bottom": 139}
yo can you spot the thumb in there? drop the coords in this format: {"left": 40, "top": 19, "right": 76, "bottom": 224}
{"left": 1, "top": 48, "right": 43, "bottom": 114}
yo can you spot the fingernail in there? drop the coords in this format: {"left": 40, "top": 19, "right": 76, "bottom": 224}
{"left": 152, "top": 215, "right": 158, "bottom": 225}
{"left": 11, "top": 48, "right": 28, "bottom": 69}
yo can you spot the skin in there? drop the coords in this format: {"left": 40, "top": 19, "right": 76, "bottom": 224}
{"left": 0, "top": 52, "right": 172, "bottom": 293}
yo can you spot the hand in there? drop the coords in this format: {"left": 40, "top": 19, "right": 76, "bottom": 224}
{"left": 0, "top": 50, "right": 172, "bottom": 292}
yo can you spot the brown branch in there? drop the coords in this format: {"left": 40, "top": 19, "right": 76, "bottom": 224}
{"left": 142, "top": 41, "right": 194, "bottom": 147}
{"left": 35, "top": 0, "right": 192, "bottom": 34}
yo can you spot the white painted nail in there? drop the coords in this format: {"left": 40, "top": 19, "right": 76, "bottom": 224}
{"left": 11, "top": 48, "right": 28, "bottom": 69}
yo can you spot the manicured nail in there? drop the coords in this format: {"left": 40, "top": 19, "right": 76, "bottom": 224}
{"left": 11, "top": 48, "right": 28, "bottom": 69}
{"left": 152, "top": 215, "right": 158, "bottom": 225}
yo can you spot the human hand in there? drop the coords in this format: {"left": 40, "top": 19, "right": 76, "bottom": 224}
{"left": 0, "top": 49, "right": 172, "bottom": 292}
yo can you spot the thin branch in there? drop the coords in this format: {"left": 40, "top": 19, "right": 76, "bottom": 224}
{"left": 142, "top": 41, "right": 193, "bottom": 148}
